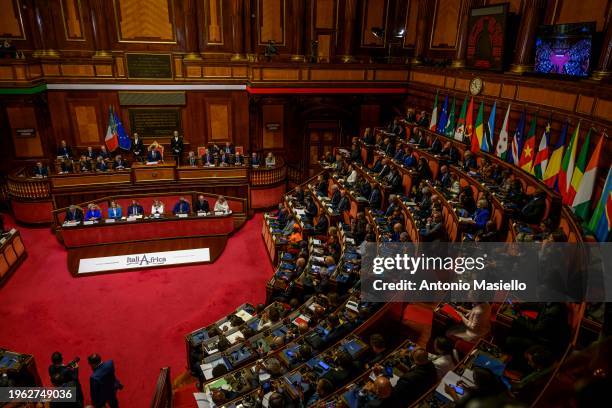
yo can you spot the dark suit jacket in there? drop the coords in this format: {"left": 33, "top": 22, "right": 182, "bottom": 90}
{"left": 389, "top": 362, "right": 437, "bottom": 406}
{"left": 337, "top": 196, "right": 350, "bottom": 213}
{"left": 131, "top": 138, "right": 144, "bottom": 156}
{"left": 147, "top": 150, "right": 162, "bottom": 162}
{"left": 195, "top": 200, "right": 210, "bottom": 212}
{"left": 314, "top": 216, "right": 328, "bottom": 235}
{"left": 127, "top": 204, "right": 144, "bottom": 216}
{"left": 57, "top": 146, "right": 72, "bottom": 158}
{"left": 330, "top": 190, "right": 341, "bottom": 207}
{"left": 64, "top": 208, "right": 83, "bottom": 222}
{"left": 90, "top": 360, "right": 121, "bottom": 407}
{"left": 369, "top": 188, "right": 382, "bottom": 210}
{"left": 33, "top": 166, "right": 49, "bottom": 177}
{"left": 462, "top": 157, "right": 478, "bottom": 171}
{"left": 170, "top": 137, "right": 184, "bottom": 155}
{"left": 521, "top": 196, "right": 546, "bottom": 224}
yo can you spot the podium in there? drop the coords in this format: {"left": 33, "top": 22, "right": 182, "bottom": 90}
{"left": 132, "top": 161, "right": 176, "bottom": 183}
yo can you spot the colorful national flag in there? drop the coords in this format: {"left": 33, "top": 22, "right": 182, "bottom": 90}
{"left": 572, "top": 133, "right": 604, "bottom": 221}
{"left": 429, "top": 90, "right": 439, "bottom": 132}
{"left": 509, "top": 110, "right": 525, "bottom": 165}
{"left": 454, "top": 95, "right": 468, "bottom": 142}
{"left": 114, "top": 110, "right": 131, "bottom": 151}
{"left": 496, "top": 103, "right": 511, "bottom": 160}
{"left": 568, "top": 128, "right": 592, "bottom": 205}
{"left": 472, "top": 100, "right": 484, "bottom": 153}
{"left": 559, "top": 122, "right": 580, "bottom": 205}
{"left": 519, "top": 114, "right": 537, "bottom": 174}
{"left": 533, "top": 118, "right": 551, "bottom": 179}
{"left": 483, "top": 101, "right": 496, "bottom": 153}
{"left": 465, "top": 96, "right": 475, "bottom": 142}
{"left": 437, "top": 94, "right": 449, "bottom": 135}
{"left": 104, "top": 107, "right": 119, "bottom": 152}
{"left": 444, "top": 96, "right": 456, "bottom": 138}
{"left": 543, "top": 121, "right": 568, "bottom": 191}
{"left": 587, "top": 166, "right": 612, "bottom": 242}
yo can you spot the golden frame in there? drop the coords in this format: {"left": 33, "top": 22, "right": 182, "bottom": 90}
{"left": 113, "top": 0, "right": 178, "bottom": 44}
{"left": 60, "top": 0, "right": 86, "bottom": 41}
{"left": 0, "top": 0, "right": 26, "bottom": 40}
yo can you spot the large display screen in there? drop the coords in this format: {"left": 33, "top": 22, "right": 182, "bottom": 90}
{"left": 534, "top": 22, "right": 595, "bottom": 77}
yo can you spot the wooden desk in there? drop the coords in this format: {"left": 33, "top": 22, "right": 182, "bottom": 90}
{"left": 50, "top": 171, "right": 132, "bottom": 189}
{"left": 177, "top": 165, "right": 248, "bottom": 181}
{"left": 56, "top": 214, "right": 234, "bottom": 275}
{"left": 0, "top": 229, "right": 27, "bottom": 287}
{"left": 132, "top": 162, "right": 177, "bottom": 183}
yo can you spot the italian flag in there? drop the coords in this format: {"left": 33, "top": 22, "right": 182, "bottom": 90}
{"left": 567, "top": 128, "right": 592, "bottom": 205}
{"left": 429, "top": 90, "right": 439, "bottom": 132}
{"left": 572, "top": 133, "right": 604, "bottom": 221}
{"left": 519, "top": 114, "right": 537, "bottom": 174}
{"left": 559, "top": 122, "right": 580, "bottom": 205}
{"left": 104, "top": 107, "right": 119, "bottom": 152}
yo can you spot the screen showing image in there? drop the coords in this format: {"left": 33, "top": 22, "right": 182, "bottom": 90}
{"left": 534, "top": 22, "right": 595, "bottom": 77}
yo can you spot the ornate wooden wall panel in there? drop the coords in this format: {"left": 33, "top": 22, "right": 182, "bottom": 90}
{"left": 317, "top": 34, "right": 332, "bottom": 62}
{"left": 0, "top": 0, "right": 25, "bottom": 39}
{"left": 259, "top": 0, "right": 285, "bottom": 45}
{"left": 6, "top": 106, "right": 44, "bottom": 158}
{"left": 403, "top": 0, "right": 419, "bottom": 48}
{"left": 315, "top": 0, "right": 336, "bottom": 29}
{"left": 205, "top": 0, "right": 224, "bottom": 45}
{"left": 60, "top": 0, "right": 85, "bottom": 40}
{"left": 206, "top": 101, "right": 232, "bottom": 141}
{"left": 430, "top": 0, "right": 462, "bottom": 49}
{"left": 553, "top": 0, "right": 609, "bottom": 31}
{"left": 114, "top": 0, "right": 176, "bottom": 42}
{"left": 262, "top": 104, "right": 284, "bottom": 149}
{"left": 69, "top": 104, "right": 101, "bottom": 145}
{"left": 361, "top": 0, "right": 387, "bottom": 46}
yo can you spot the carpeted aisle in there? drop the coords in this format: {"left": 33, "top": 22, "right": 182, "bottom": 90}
{"left": 0, "top": 214, "right": 273, "bottom": 408}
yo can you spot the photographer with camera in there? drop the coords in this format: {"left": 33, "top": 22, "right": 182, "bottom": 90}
{"left": 49, "top": 352, "right": 84, "bottom": 407}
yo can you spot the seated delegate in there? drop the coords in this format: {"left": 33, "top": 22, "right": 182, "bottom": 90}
{"left": 173, "top": 197, "right": 191, "bottom": 215}
{"left": 64, "top": 205, "right": 83, "bottom": 222}
{"left": 214, "top": 196, "right": 230, "bottom": 214}
{"left": 127, "top": 200, "right": 144, "bottom": 217}
{"left": 147, "top": 145, "right": 163, "bottom": 163}
{"left": 151, "top": 200, "right": 165, "bottom": 216}
{"left": 194, "top": 195, "right": 210, "bottom": 213}
{"left": 33, "top": 162, "right": 49, "bottom": 177}
{"left": 85, "top": 204, "right": 102, "bottom": 221}
{"left": 107, "top": 201, "right": 122, "bottom": 219}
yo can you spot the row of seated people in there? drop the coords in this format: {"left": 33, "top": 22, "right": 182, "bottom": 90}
{"left": 63, "top": 195, "right": 231, "bottom": 222}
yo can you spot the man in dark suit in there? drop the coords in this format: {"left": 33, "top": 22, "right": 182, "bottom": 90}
{"left": 389, "top": 348, "right": 437, "bottom": 406}
{"left": 369, "top": 183, "right": 382, "bottom": 210}
{"left": 85, "top": 146, "right": 96, "bottom": 161}
{"left": 131, "top": 133, "right": 144, "bottom": 162}
{"left": 194, "top": 195, "right": 210, "bottom": 213}
{"left": 439, "top": 142, "right": 459, "bottom": 164}
{"left": 98, "top": 145, "right": 110, "bottom": 160}
{"left": 33, "top": 162, "right": 49, "bottom": 177}
{"left": 57, "top": 140, "right": 72, "bottom": 158}
{"left": 223, "top": 142, "right": 235, "bottom": 155}
{"left": 202, "top": 150, "right": 215, "bottom": 166}
{"left": 59, "top": 157, "right": 73, "bottom": 173}
{"left": 437, "top": 165, "right": 452, "bottom": 189}
{"left": 337, "top": 190, "right": 350, "bottom": 213}
{"left": 461, "top": 150, "right": 478, "bottom": 172}
{"left": 113, "top": 155, "right": 128, "bottom": 170}
{"left": 330, "top": 185, "right": 341, "bottom": 208}
{"left": 170, "top": 131, "right": 184, "bottom": 164}
{"left": 305, "top": 196, "right": 318, "bottom": 219}
{"left": 88, "top": 354, "right": 122, "bottom": 408}
{"left": 173, "top": 196, "right": 191, "bottom": 215}
{"left": 95, "top": 157, "right": 108, "bottom": 172}
{"left": 420, "top": 212, "right": 444, "bottom": 241}
{"left": 65, "top": 205, "right": 83, "bottom": 222}
{"left": 521, "top": 191, "right": 547, "bottom": 224}
{"left": 147, "top": 147, "right": 162, "bottom": 163}
{"left": 315, "top": 175, "right": 328, "bottom": 196}
{"left": 49, "top": 352, "right": 84, "bottom": 406}
{"left": 127, "top": 200, "right": 144, "bottom": 216}
{"left": 313, "top": 215, "right": 328, "bottom": 235}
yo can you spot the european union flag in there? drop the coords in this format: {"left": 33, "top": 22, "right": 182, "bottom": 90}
{"left": 114, "top": 110, "right": 131, "bottom": 150}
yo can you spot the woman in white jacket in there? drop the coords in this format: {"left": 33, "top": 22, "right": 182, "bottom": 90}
{"left": 214, "top": 195, "right": 231, "bottom": 213}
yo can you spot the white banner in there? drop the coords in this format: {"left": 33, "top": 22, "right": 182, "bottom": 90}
{"left": 78, "top": 248, "right": 211, "bottom": 274}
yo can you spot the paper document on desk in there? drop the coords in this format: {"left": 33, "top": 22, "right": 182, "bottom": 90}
{"left": 235, "top": 310, "right": 253, "bottom": 321}
{"left": 226, "top": 330, "right": 244, "bottom": 344}
{"left": 436, "top": 371, "right": 475, "bottom": 400}
{"left": 193, "top": 392, "right": 212, "bottom": 408}
{"left": 295, "top": 209, "right": 306, "bottom": 215}
{"left": 459, "top": 217, "right": 472, "bottom": 222}
{"left": 146, "top": 161, "right": 158, "bottom": 165}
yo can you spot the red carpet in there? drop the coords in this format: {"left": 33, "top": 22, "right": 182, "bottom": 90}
{"left": 0, "top": 214, "right": 273, "bottom": 407}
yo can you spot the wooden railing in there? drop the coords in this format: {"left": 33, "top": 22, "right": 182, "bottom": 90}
{"left": 249, "top": 157, "right": 287, "bottom": 186}
{"left": 150, "top": 367, "right": 172, "bottom": 408}
{"left": 7, "top": 168, "right": 51, "bottom": 200}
